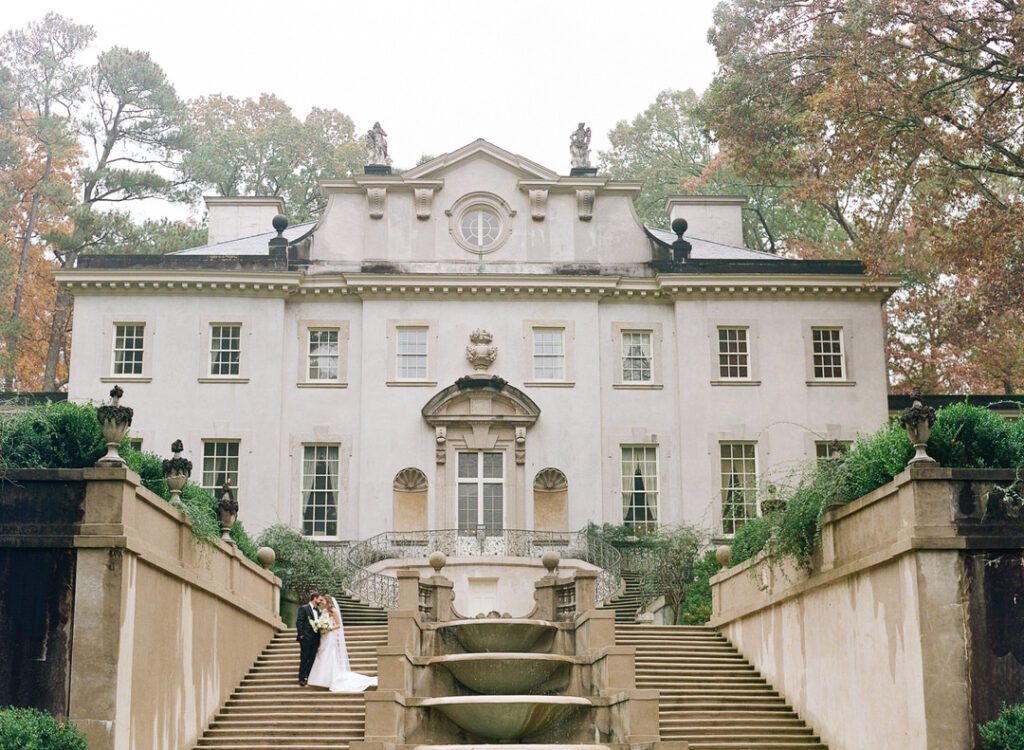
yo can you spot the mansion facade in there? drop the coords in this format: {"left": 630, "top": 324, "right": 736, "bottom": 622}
{"left": 59, "top": 140, "right": 897, "bottom": 542}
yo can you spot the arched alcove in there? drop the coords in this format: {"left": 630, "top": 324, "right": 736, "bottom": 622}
{"left": 393, "top": 467, "right": 428, "bottom": 532}
{"left": 533, "top": 467, "right": 568, "bottom": 532}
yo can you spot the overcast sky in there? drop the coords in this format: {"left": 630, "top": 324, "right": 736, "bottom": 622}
{"left": 4, "top": 0, "right": 721, "bottom": 216}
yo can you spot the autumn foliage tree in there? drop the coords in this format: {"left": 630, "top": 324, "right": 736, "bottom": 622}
{"left": 702, "top": 0, "right": 1024, "bottom": 393}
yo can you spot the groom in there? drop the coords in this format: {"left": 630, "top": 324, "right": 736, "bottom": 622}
{"left": 296, "top": 592, "right": 325, "bottom": 686}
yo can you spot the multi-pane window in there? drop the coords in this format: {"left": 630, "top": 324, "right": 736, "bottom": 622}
{"left": 302, "top": 444, "right": 339, "bottom": 537}
{"left": 209, "top": 324, "right": 241, "bottom": 376}
{"left": 532, "top": 328, "right": 565, "bottom": 380}
{"left": 457, "top": 451, "right": 504, "bottom": 536}
{"left": 397, "top": 327, "right": 428, "bottom": 379}
{"left": 621, "top": 331, "right": 652, "bottom": 382}
{"left": 811, "top": 328, "right": 845, "bottom": 379}
{"left": 621, "top": 446, "right": 658, "bottom": 531}
{"left": 717, "top": 327, "right": 750, "bottom": 379}
{"left": 126, "top": 438, "right": 143, "bottom": 452}
{"left": 815, "top": 440, "right": 852, "bottom": 463}
{"left": 202, "top": 441, "right": 240, "bottom": 500}
{"left": 307, "top": 328, "right": 339, "bottom": 381}
{"left": 113, "top": 323, "right": 145, "bottom": 376}
{"left": 721, "top": 442, "right": 758, "bottom": 536}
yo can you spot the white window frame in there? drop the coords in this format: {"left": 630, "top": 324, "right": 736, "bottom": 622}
{"left": 803, "top": 321, "right": 855, "bottom": 386}
{"left": 386, "top": 319, "right": 437, "bottom": 386}
{"left": 456, "top": 450, "right": 505, "bottom": 536}
{"left": 717, "top": 326, "right": 751, "bottom": 380}
{"left": 201, "top": 440, "right": 240, "bottom": 501}
{"left": 532, "top": 327, "right": 565, "bottom": 380}
{"left": 111, "top": 322, "right": 146, "bottom": 377}
{"left": 523, "top": 320, "right": 575, "bottom": 387}
{"left": 101, "top": 315, "right": 153, "bottom": 383}
{"left": 208, "top": 323, "right": 242, "bottom": 377}
{"left": 620, "top": 445, "right": 659, "bottom": 532}
{"left": 612, "top": 322, "right": 663, "bottom": 389}
{"left": 719, "top": 441, "right": 758, "bottom": 537}
{"left": 815, "top": 440, "right": 853, "bottom": 463}
{"left": 811, "top": 327, "right": 845, "bottom": 380}
{"left": 297, "top": 320, "right": 349, "bottom": 387}
{"left": 301, "top": 443, "right": 341, "bottom": 538}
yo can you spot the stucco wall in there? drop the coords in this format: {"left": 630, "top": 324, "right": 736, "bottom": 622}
{"left": 710, "top": 467, "right": 1024, "bottom": 750}
{"left": 0, "top": 468, "right": 283, "bottom": 750}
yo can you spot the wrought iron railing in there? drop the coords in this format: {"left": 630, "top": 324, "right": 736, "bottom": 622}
{"left": 340, "top": 528, "right": 623, "bottom": 610}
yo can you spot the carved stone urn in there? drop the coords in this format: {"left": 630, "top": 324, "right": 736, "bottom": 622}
{"left": 899, "top": 389, "right": 937, "bottom": 464}
{"left": 162, "top": 439, "right": 192, "bottom": 502}
{"left": 465, "top": 329, "right": 497, "bottom": 372}
{"left": 217, "top": 481, "right": 239, "bottom": 542}
{"left": 96, "top": 385, "right": 134, "bottom": 465}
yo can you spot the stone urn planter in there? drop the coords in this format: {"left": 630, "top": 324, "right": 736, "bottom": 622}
{"left": 900, "top": 390, "right": 937, "bottom": 464}
{"left": 216, "top": 481, "right": 238, "bottom": 543}
{"left": 95, "top": 386, "right": 133, "bottom": 465}
{"left": 162, "top": 439, "right": 192, "bottom": 502}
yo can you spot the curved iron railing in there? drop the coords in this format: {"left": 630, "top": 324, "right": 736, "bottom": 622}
{"left": 340, "top": 528, "right": 623, "bottom": 610}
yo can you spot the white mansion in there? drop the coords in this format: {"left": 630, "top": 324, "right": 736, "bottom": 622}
{"left": 60, "top": 139, "right": 896, "bottom": 542}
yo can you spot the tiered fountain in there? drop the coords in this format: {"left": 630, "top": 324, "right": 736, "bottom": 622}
{"left": 352, "top": 552, "right": 684, "bottom": 750}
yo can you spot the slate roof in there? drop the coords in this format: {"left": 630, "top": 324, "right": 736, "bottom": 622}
{"left": 644, "top": 226, "right": 784, "bottom": 261}
{"left": 169, "top": 221, "right": 316, "bottom": 256}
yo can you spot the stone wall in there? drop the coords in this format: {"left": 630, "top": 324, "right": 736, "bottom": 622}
{"left": 709, "top": 466, "right": 1024, "bottom": 750}
{"left": 0, "top": 467, "right": 283, "bottom": 750}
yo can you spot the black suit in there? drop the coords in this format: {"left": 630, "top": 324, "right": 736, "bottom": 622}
{"left": 295, "top": 602, "right": 322, "bottom": 685}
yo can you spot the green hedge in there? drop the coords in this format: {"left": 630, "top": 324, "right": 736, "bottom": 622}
{"left": 0, "top": 707, "right": 86, "bottom": 750}
{"left": 980, "top": 704, "right": 1024, "bottom": 750}
{"left": 256, "top": 524, "right": 346, "bottom": 600}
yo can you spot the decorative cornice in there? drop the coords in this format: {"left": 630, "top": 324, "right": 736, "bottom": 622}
{"left": 56, "top": 269, "right": 901, "bottom": 301}
{"left": 320, "top": 178, "right": 444, "bottom": 194}
{"left": 518, "top": 178, "right": 642, "bottom": 198}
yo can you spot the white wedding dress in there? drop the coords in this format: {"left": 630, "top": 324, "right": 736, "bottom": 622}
{"left": 306, "top": 597, "right": 378, "bottom": 693}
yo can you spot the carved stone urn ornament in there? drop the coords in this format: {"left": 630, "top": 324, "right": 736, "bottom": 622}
{"left": 96, "top": 385, "right": 134, "bottom": 465}
{"left": 162, "top": 439, "right": 192, "bottom": 502}
{"left": 217, "top": 480, "right": 239, "bottom": 542}
{"left": 899, "top": 389, "right": 937, "bottom": 464}
{"left": 465, "top": 329, "right": 498, "bottom": 372}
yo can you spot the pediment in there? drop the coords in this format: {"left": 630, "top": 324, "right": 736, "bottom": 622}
{"left": 405, "top": 139, "right": 559, "bottom": 181}
{"left": 422, "top": 375, "right": 541, "bottom": 426}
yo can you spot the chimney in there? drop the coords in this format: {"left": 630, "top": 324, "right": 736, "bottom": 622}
{"left": 664, "top": 195, "right": 746, "bottom": 247}
{"left": 204, "top": 196, "right": 286, "bottom": 245}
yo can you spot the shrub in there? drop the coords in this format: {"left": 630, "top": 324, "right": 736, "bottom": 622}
{"left": 634, "top": 524, "right": 705, "bottom": 621}
{"left": 678, "top": 549, "right": 721, "bottom": 625}
{"left": 256, "top": 524, "right": 347, "bottom": 600}
{"left": 0, "top": 402, "right": 105, "bottom": 470}
{"left": 929, "top": 402, "right": 1016, "bottom": 469}
{"left": 980, "top": 704, "right": 1024, "bottom": 750}
{"left": 0, "top": 707, "right": 87, "bottom": 750}
{"left": 840, "top": 419, "right": 913, "bottom": 502}
{"left": 730, "top": 516, "right": 772, "bottom": 565}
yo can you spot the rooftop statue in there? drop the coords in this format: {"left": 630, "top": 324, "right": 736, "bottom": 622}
{"left": 367, "top": 121, "right": 390, "bottom": 165}
{"left": 570, "top": 122, "right": 591, "bottom": 169}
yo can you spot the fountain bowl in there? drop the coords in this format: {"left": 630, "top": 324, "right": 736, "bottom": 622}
{"left": 422, "top": 695, "right": 589, "bottom": 740}
{"left": 431, "top": 653, "right": 572, "bottom": 694}
{"left": 439, "top": 618, "right": 557, "bottom": 653}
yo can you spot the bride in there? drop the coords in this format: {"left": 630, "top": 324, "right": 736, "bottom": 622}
{"left": 307, "top": 596, "right": 378, "bottom": 692}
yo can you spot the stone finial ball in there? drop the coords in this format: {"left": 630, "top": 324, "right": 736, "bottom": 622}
{"left": 715, "top": 544, "right": 732, "bottom": 567}
{"left": 541, "top": 551, "right": 560, "bottom": 573}
{"left": 671, "top": 217, "right": 688, "bottom": 238}
{"left": 428, "top": 551, "right": 447, "bottom": 573}
{"left": 272, "top": 214, "right": 288, "bottom": 233}
{"left": 256, "top": 546, "right": 276, "bottom": 569}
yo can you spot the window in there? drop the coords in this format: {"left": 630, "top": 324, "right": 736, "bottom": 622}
{"left": 811, "top": 328, "right": 845, "bottom": 379}
{"left": 815, "top": 440, "right": 852, "bottom": 463}
{"left": 459, "top": 208, "right": 501, "bottom": 250}
{"left": 209, "top": 324, "right": 241, "bottom": 377}
{"left": 457, "top": 451, "right": 504, "bottom": 536}
{"left": 112, "top": 324, "right": 145, "bottom": 376}
{"left": 202, "top": 441, "right": 240, "bottom": 500}
{"left": 302, "top": 444, "right": 339, "bottom": 537}
{"left": 307, "top": 328, "right": 339, "bottom": 381}
{"left": 721, "top": 442, "right": 757, "bottom": 536}
{"left": 396, "top": 327, "right": 428, "bottom": 379}
{"left": 126, "top": 437, "right": 143, "bottom": 452}
{"left": 532, "top": 328, "right": 565, "bottom": 380}
{"left": 621, "top": 331, "right": 652, "bottom": 382}
{"left": 717, "top": 327, "right": 750, "bottom": 379}
{"left": 621, "top": 446, "right": 658, "bottom": 531}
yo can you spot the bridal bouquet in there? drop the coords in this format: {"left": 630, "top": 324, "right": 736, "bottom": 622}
{"left": 308, "top": 613, "right": 333, "bottom": 633}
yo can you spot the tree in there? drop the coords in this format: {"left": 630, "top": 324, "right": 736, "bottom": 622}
{"left": 637, "top": 524, "right": 707, "bottom": 625}
{"left": 182, "top": 94, "right": 364, "bottom": 222}
{"left": 703, "top": 0, "right": 1024, "bottom": 393}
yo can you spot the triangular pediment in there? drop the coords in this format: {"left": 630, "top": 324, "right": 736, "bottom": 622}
{"left": 404, "top": 139, "right": 559, "bottom": 180}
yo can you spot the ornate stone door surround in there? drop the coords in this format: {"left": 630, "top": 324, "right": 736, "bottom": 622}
{"left": 422, "top": 374, "right": 540, "bottom": 530}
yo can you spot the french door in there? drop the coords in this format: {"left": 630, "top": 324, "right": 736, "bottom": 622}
{"left": 457, "top": 451, "right": 504, "bottom": 535}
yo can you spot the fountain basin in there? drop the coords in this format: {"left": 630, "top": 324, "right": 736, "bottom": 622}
{"left": 422, "top": 696, "right": 590, "bottom": 740}
{"left": 439, "top": 618, "right": 557, "bottom": 653}
{"left": 431, "top": 653, "right": 573, "bottom": 694}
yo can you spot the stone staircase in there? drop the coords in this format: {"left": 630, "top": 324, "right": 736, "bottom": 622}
{"left": 191, "top": 625, "right": 386, "bottom": 749}
{"left": 600, "top": 571, "right": 643, "bottom": 623}
{"left": 336, "top": 589, "right": 388, "bottom": 626}
{"left": 618, "top": 624, "right": 827, "bottom": 750}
